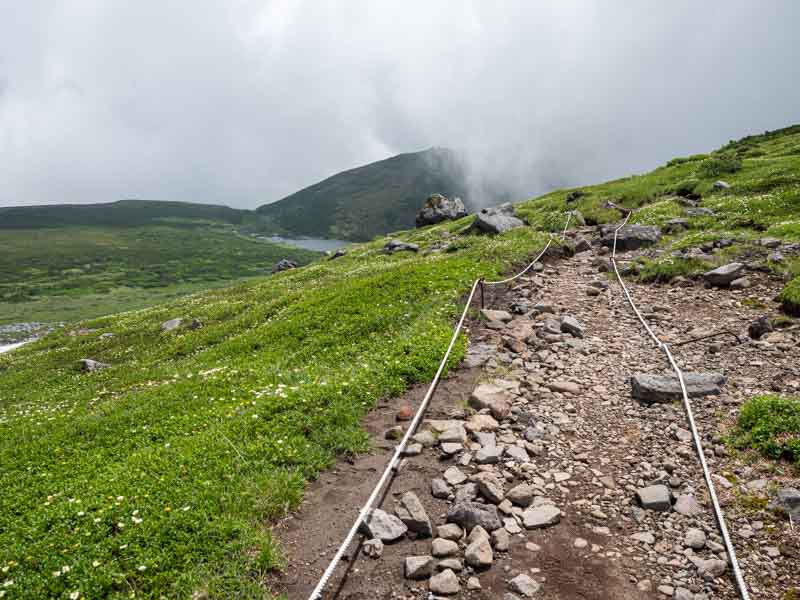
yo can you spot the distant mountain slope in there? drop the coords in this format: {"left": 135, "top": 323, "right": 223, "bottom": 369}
{"left": 256, "top": 147, "right": 468, "bottom": 241}
{"left": 0, "top": 199, "right": 252, "bottom": 229}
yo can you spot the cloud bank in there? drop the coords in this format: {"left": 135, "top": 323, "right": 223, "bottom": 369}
{"left": 1, "top": 0, "right": 798, "bottom": 209}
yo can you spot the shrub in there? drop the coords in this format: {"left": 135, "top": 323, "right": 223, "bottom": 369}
{"left": 733, "top": 395, "right": 800, "bottom": 464}
{"left": 666, "top": 153, "right": 708, "bottom": 167}
{"left": 669, "top": 177, "right": 700, "bottom": 198}
{"left": 696, "top": 155, "right": 743, "bottom": 178}
{"left": 779, "top": 276, "right": 800, "bottom": 316}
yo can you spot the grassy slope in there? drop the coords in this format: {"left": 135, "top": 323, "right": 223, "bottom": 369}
{"left": 256, "top": 148, "right": 467, "bottom": 242}
{"left": 0, "top": 225, "right": 319, "bottom": 326}
{"left": 1, "top": 125, "right": 798, "bottom": 599}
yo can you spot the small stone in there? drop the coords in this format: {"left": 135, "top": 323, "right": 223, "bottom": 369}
{"left": 636, "top": 579, "right": 652, "bottom": 592}
{"left": 432, "top": 538, "right": 460, "bottom": 558}
{"left": 447, "top": 501, "right": 502, "bottom": 532}
{"left": 491, "top": 528, "right": 510, "bottom": 551}
{"left": 395, "top": 491, "right": 433, "bottom": 537}
{"left": 636, "top": 485, "right": 671, "bottom": 511}
{"left": 560, "top": 315, "right": 585, "bottom": 338}
{"left": 631, "top": 532, "right": 655, "bottom": 545}
{"left": 546, "top": 380, "right": 581, "bottom": 394}
{"left": 359, "top": 508, "right": 408, "bottom": 542}
{"left": 674, "top": 494, "right": 701, "bottom": 516}
{"left": 509, "top": 573, "right": 540, "bottom": 597}
{"left": 467, "top": 576, "right": 482, "bottom": 590}
{"left": 429, "top": 568, "right": 460, "bottom": 595}
{"left": 684, "top": 528, "right": 706, "bottom": 549}
{"left": 573, "top": 537, "right": 588, "bottom": 549}
{"left": 431, "top": 478, "right": 451, "bottom": 499}
{"left": 506, "top": 483, "right": 536, "bottom": 507}
{"left": 674, "top": 588, "right": 693, "bottom": 600}
{"left": 441, "top": 442, "right": 462, "bottom": 455}
{"left": 703, "top": 262, "right": 745, "bottom": 287}
{"left": 437, "top": 558, "right": 463, "bottom": 572}
{"left": 657, "top": 585, "right": 674, "bottom": 596}
{"left": 475, "top": 446, "right": 503, "bottom": 464}
{"left": 444, "top": 467, "right": 468, "bottom": 486}
{"left": 403, "top": 443, "right": 422, "bottom": 456}
{"left": 465, "top": 537, "right": 494, "bottom": 569}
{"left": 396, "top": 404, "right": 414, "bottom": 421}
{"left": 522, "top": 505, "right": 562, "bottom": 529}
{"left": 385, "top": 426, "right": 404, "bottom": 440}
{"left": 695, "top": 558, "right": 726, "bottom": 580}
{"left": 436, "top": 523, "right": 463, "bottom": 541}
{"left": 469, "top": 384, "right": 512, "bottom": 420}
{"left": 362, "top": 538, "right": 383, "bottom": 558}
{"left": 79, "top": 358, "right": 110, "bottom": 372}
{"left": 405, "top": 555, "right": 434, "bottom": 580}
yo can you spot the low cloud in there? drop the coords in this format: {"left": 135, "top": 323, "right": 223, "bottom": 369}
{"left": 1, "top": 1, "right": 798, "bottom": 209}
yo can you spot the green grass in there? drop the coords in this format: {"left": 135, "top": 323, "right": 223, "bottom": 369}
{"left": 733, "top": 395, "right": 800, "bottom": 466}
{"left": 1, "top": 123, "right": 799, "bottom": 599}
{"left": 0, "top": 220, "right": 553, "bottom": 598}
{"left": 0, "top": 226, "right": 319, "bottom": 325}
{"left": 637, "top": 256, "right": 713, "bottom": 283}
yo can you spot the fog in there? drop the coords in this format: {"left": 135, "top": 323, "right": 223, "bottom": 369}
{"left": 1, "top": 1, "right": 798, "bottom": 209}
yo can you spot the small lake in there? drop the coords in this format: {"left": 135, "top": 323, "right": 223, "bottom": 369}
{"left": 260, "top": 236, "right": 349, "bottom": 252}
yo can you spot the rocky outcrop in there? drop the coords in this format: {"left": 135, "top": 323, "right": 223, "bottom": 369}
{"left": 383, "top": 240, "right": 419, "bottom": 254}
{"left": 470, "top": 203, "right": 525, "bottom": 235}
{"left": 80, "top": 358, "right": 110, "bottom": 372}
{"left": 415, "top": 194, "right": 468, "bottom": 227}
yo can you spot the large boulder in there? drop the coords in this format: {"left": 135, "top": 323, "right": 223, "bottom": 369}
{"left": 358, "top": 508, "right": 408, "bottom": 541}
{"left": 383, "top": 239, "right": 419, "bottom": 254}
{"left": 272, "top": 259, "right": 298, "bottom": 273}
{"left": 703, "top": 262, "right": 745, "bottom": 287}
{"left": 470, "top": 203, "right": 525, "bottom": 234}
{"left": 600, "top": 224, "right": 661, "bottom": 251}
{"left": 630, "top": 372, "right": 725, "bottom": 403}
{"left": 415, "top": 194, "right": 468, "bottom": 227}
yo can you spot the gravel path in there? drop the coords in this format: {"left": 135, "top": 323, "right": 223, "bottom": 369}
{"left": 272, "top": 228, "right": 798, "bottom": 599}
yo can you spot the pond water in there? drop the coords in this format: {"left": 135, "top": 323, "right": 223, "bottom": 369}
{"left": 260, "top": 236, "right": 349, "bottom": 252}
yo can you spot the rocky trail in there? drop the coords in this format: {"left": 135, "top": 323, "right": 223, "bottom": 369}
{"left": 272, "top": 226, "right": 799, "bottom": 600}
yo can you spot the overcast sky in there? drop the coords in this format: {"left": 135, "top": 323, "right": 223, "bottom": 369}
{"left": 1, "top": 1, "right": 798, "bottom": 209}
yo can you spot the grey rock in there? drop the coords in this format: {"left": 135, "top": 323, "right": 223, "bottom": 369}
{"left": 674, "top": 588, "right": 693, "bottom": 600}
{"left": 439, "top": 424, "right": 468, "bottom": 444}
{"left": 464, "top": 536, "right": 493, "bottom": 569}
{"left": 748, "top": 316, "right": 773, "bottom": 340}
{"left": 695, "top": 558, "right": 726, "bottom": 580}
{"left": 474, "top": 472, "right": 505, "bottom": 504}
{"left": 416, "top": 194, "right": 468, "bottom": 227}
{"left": 362, "top": 538, "right": 383, "bottom": 558}
{"left": 405, "top": 555, "right": 434, "bottom": 580}
{"left": 440, "top": 442, "right": 462, "bottom": 456}
{"left": 444, "top": 467, "right": 468, "bottom": 486}
{"left": 431, "top": 478, "right": 451, "bottom": 499}
{"left": 272, "top": 258, "right": 298, "bottom": 273}
{"left": 713, "top": 180, "right": 731, "bottom": 190}
{"left": 432, "top": 538, "right": 460, "bottom": 557}
{"left": 630, "top": 372, "right": 725, "bottom": 403}
{"left": 522, "top": 504, "right": 562, "bottom": 529}
{"left": 674, "top": 494, "right": 701, "bottom": 516}
{"left": 471, "top": 203, "right": 525, "bottom": 235}
{"left": 359, "top": 508, "right": 408, "bottom": 541}
{"left": 469, "top": 383, "right": 512, "bottom": 420}
{"left": 491, "top": 527, "right": 510, "bottom": 551}
{"left": 395, "top": 491, "right": 432, "bottom": 537}
{"left": 600, "top": 224, "right": 662, "bottom": 251}
{"left": 481, "top": 309, "right": 513, "bottom": 322}
{"left": 560, "top": 315, "right": 585, "bottom": 338}
{"left": 429, "top": 568, "right": 460, "bottom": 594}
{"left": 729, "top": 276, "right": 751, "bottom": 290}
{"left": 436, "top": 523, "right": 463, "bottom": 541}
{"left": 546, "top": 380, "right": 581, "bottom": 394}
{"left": 504, "top": 445, "right": 529, "bottom": 463}
{"left": 664, "top": 218, "right": 689, "bottom": 234}
{"left": 475, "top": 446, "right": 503, "bottom": 464}
{"left": 687, "top": 207, "right": 716, "bottom": 217}
{"left": 506, "top": 483, "right": 536, "bottom": 507}
{"left": 437, "top": 558, "right": 464, "bottom": 572}
{"left": 328, "top": 248, "right": 346, "bottom": 260}
{"left": 774, "top": 487, "right": 800, "bottom": 518}
{"left": 161, "top": 318, "right": 183, "bottom": 331}
{"left": 703, "top": 262, "right": 745, "bottom": 287}
{"left": 636, "top": 485, "right": 671, "bottom": 511}
{"left": 383, "top": 239, "right": 419, "bottom": 254}
{"left": 447, "top": 501, "right": 502, "bottom": 532}
{"left": 509, "top": 573, "right": 541, "bottom": 597}
{"left": 80, "top": 358, "right": 110, "bottom": 372}
{"left": 684, "top": 528, "right": 706, "bottom": 549}
{"left": 574, "top": 236, "right": 592, "bottom": 253}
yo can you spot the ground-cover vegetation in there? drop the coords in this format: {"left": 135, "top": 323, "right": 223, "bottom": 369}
{"left": 733, "top": 395, "right": 800, "bottom": 466}
{"left": 0, "top": 217, "right": 556, "bottom": 598}
{"left": 1, "top": 124, "right": 798, "bottom": 598}
{"left": 0, "top": 226, "right": 318, "bottom": 325}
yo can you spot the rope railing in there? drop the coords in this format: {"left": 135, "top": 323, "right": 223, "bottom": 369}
{"left": 306, "top": 218, "right": 569, "bottom": 599}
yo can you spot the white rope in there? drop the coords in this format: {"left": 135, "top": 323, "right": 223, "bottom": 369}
{"left": 306, "top": 216, "right": 570, "bottom": 599}
{"left": 610, "top": 213, "right": 751, "bottom": 600}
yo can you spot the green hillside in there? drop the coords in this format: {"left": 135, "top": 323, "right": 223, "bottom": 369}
{"left": 0, "top": 125, "right": 798, "bottom": 598}
{"left": 0, "top": 199, "right": 253, "bottom": 230}
{"left": 0, "top": 224, "right": 319, "bottom": 326}
{"left": 256, "top": 147, "right": 468, "bottom": 241}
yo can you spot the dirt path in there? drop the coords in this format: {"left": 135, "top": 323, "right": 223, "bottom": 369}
{"left": 271, "top": 229, "right": 798, "bottom": 599}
